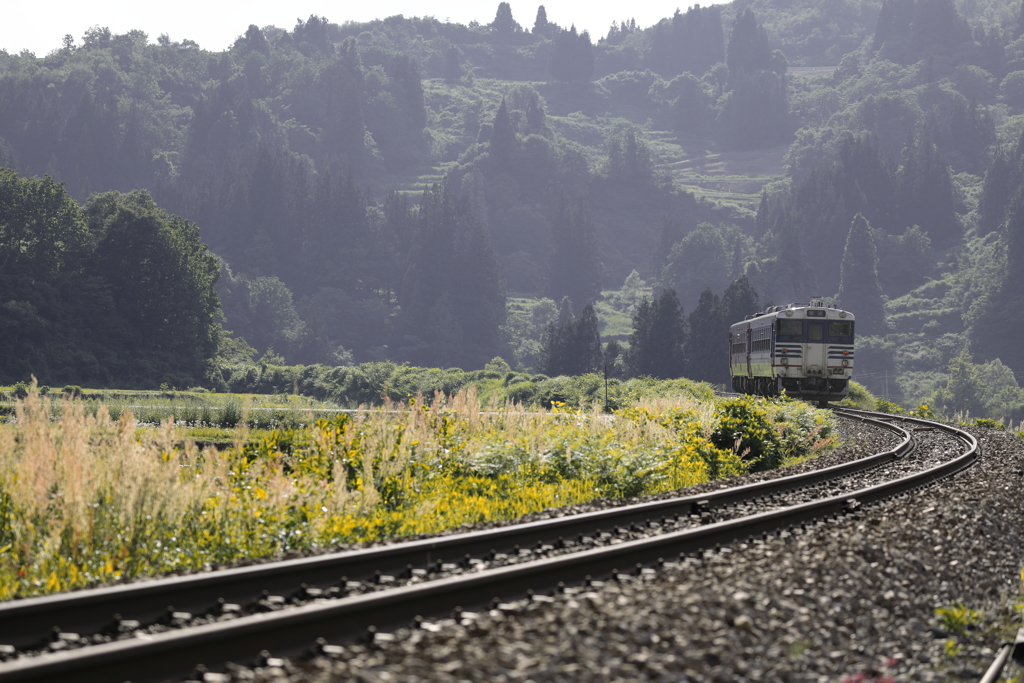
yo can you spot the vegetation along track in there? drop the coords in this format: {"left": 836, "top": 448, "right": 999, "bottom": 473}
{"left": 0, "top": 409, "right": 979, "bottom": 683}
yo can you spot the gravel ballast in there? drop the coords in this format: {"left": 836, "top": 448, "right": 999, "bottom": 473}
{"left": 208, "top": 424, "right": 1024, "bottom": 683}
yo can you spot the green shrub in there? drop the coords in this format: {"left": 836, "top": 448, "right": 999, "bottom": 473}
{"left": 11, "top": 382, "right": 29, "bottom": 400}
{"left": 62, "top": 385, "right": 83, "bottom": 399}
{"left": 711, "top": 396, "right": 782, "bottom": 472}
{"left": 970, "top": 417, "right": 1005, "bottom": 430}
{"left": 837, "top": 380, "right": 876, "bottom": 409}
{"left": 504, "top": 381, "right": 539, "bottom": 405}
{"left": 875, "top": 398, "right": 907, "bottom": 415}
{"left": 910, "top": 404, "right": 936, "bottom": 419}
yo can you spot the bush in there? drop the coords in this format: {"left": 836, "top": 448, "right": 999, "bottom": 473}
{"left": 711, "top": 396, "right": 782, "bottom": 472}
{"left": 875, "top": 398, "right": 907, "bottom": 415}
{"left": 62, "top": 385, "right": 83, "bottom": 399}
{"left": 910, "top": 404, "right": 935, "bottom": 419}
{"left": 838, "top": 380, "right": 876, "bottom": 409}
{"left": 11, "top": 382, "right": 29, "bottom": 400}
{"left": 969, "top": 417, "right": 1005, "bottom": 430}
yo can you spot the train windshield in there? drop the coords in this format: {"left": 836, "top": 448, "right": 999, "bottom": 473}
{"left": 778, "top": 320, "right": 802, "bottom": 337}
{"left": 828, "top": 321, "right": 854, "bottom": 341}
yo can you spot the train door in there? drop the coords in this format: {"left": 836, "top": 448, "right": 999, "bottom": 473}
{"left": 807, "top": 322, "right": 826, "bottom": 375}
{"left": 746, "top": 326, "right": 752, "bottom": 377}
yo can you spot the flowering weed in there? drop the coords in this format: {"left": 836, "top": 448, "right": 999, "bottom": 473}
{"left": 0, "top": 387, "right": 834, "bottom": 599}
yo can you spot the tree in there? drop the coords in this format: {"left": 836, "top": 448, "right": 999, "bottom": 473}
{"left": 443, "top": 46, "right": 462, "bottom": 82}
{"left": 491, "top": 2, "right": 523, "bottom": 36}
{"left": 490, "top": 97, "right": 517, "bottom": 168}
{"left": 726, "top": 9, "right": 771, "bottom": 77}
{"left": 896, "top": 130, "right": 962, "bottom": 249}
{"left": 978, "top": 147, "right": 1013, "bottom": 236}
{"left": 548, "top": 25, "right": 594, "bottom": 83}
{"left": 720, "top": 276, "right": 759, "bottom": 329}
{"left": 941, "top": 350, "right": 985, "bottom": 417}
{"left": 88, "top": 190, "right": 222, "bottom": 379}
{"left": 398, "top": 179, "right": 506, "bottom": 368}
{"left": 837, "top": 214, "right": 886, "bottom": 335}
{"left": 686, "top": 288, "right": 724, "bottom": 383}
{"left": 659, "top": 223, "right": 733, "bottom": 313}
{"left": 545, "top": 195, "right": 601, "bottom": 309}
{"left": 538, "top": 303, "right": 602, "bottom": 376}
{"left": 533, "top": 6, "right": 552, "bottom": 36}
{"left": 608, "top": 129, "right": 653, "bottom": 187}
{"left": 969, "top": 183, "right": 1024, "bottom": 372}
{"left": 627, "top": 289, "right": 686, "bottom": 379}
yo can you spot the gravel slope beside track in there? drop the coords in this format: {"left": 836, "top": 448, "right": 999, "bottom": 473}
{"left": 213, "top": 425, "right": 1023, "bottom": 683}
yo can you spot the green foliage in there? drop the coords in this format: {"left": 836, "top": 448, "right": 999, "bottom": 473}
{"left": 838, "top": 213, "right": 887, "bottom": 336}
{"left": 837, "top": 380, "right": 877, "bottom": 410}
{"left": 935, "top": 602, "right": 981, "bottom": 636}
{"left": 538, "top": 303, "right": 603, "bottom": 377}
{"left": 659, "top": 223, "right": 738, "bottom": 313}
{"left": 910, "top": 403, "right": 936, "bottom": 418}
{"left": 1, "top": 1, "right": 1020, "bottom": 404}
{"left": 711, "top": 395, "right": 782, "bottom": 471}
{"left": 627, "top": 289, "right": 686, "bottom": 379}
{"left": 875, "top": 398, "right": 908, "bottom": 415}
{"left": 0, "top": 173, "right": 221, "bottom": 388}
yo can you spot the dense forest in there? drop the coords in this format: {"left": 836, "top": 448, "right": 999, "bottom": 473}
{"left": 4, "top": 0, "right": 1024, "bottom": 419}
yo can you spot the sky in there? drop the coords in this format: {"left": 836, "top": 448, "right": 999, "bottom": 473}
{"left": 2, "top": 0, "right": 724, "bottom": 56}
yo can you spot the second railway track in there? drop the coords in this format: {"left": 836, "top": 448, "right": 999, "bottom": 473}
{"left": 0, "top": 408, "right": 980, "bottom": 683}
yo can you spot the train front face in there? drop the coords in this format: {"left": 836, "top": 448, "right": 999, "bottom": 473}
{"left": 773, "top": 304, "right": 854, "bottom": 403}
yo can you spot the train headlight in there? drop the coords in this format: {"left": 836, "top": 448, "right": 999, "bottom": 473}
{"left": 839, "top": 312, "right": 847, "bottom": 318}
{"left": 781, "top": 356, "right": 788, "bottom": 366}
{"left": 842, "top": 359, "right": 849, "bottom": 367}
{"left": 785, "top": 310, "right": 793, "bottom": 317}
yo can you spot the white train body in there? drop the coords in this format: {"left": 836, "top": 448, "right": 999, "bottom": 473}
{"left": 728, "top": 297, "right": 854, "bottom": 405}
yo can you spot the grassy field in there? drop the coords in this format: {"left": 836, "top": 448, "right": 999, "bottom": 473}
{"left": 0, "top": 385, "right": 835, "bottom": 600}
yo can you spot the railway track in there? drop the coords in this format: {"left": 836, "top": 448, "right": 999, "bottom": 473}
{"left": 0, "top": 408, "right": 979, "bottom": 683}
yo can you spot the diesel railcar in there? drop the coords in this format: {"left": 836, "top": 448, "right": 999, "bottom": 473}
{"left": 729, "top": 297, "right": 854, "bottom": 406}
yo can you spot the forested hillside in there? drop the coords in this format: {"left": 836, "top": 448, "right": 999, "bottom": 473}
{"left": 4, "top": 0, "right": 1024, "bottom": 419}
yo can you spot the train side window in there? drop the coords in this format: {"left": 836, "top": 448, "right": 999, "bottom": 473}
{"left": 778, "top": 320, "right": 802, "bottom": 337}
{"left": 809, "top": 324, "right": 823, "bottom": 341}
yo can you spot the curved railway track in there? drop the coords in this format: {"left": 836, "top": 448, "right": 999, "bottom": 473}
{"left": 0, "top": 408, "right": 980, "bottom": 683}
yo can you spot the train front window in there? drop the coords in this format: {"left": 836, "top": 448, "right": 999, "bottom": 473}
{"left": 809, "top": 324, "right": 823, "bottom": 341}
{"left": 828, "top": 321, "right": 854, "bottom": 339}
{"left": 778, "top": 320, "right": 802, "bottom": 337}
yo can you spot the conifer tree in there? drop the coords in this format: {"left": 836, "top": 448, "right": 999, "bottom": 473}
{"left": 720, "top": 275, "right": 759, "bottom": 331}
{"left": 686, "top": 288, "right": 724, "bottom": 383}
{"left": 545, "top": 195, "right": 601, "bottom": 309}
{"left": 399, "top": 179, "right": 506, "bottom": 368}
{"left": 627, "top": 289, "right": 686, "bottom": 379}
{"left": 533, "top": 6, "right": 551, "bottom": 35}
{"left": 491, "top": 2, "right": 522, "bottom": 35}
{"left": 978, "top": 147, "right": 1014, "bottom": 236}
{"left": 726, "top": 9, "right": 771, "bottom": 78}
{"left": 837, "top": 213, "right": 886, "bottom": 335}
{"left": 538, "top": 302, "right": 601, "bottom": 375}
{"left": 969, "top": 183, "right": 1024, "bottom": 370}
{"left": 896, "top": 130, "right": 961, "bottom": 249}
{"left": 490, "top": 97, "right": 517, "bottom": 168}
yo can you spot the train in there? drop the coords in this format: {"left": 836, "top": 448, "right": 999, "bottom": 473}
{"left": 729, "top": 297, "right": 854, "bottom": 406}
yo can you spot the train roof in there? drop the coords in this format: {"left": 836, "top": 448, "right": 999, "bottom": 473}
{"left": 730, "top": 297, "right": 855, "bottom": 329}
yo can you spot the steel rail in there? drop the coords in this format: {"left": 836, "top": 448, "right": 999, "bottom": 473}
{"left": 0, "top": 412, "right": 979, "bottom": 683}
{"left": 0, "top": 412, "right": 911, "bottom": 650}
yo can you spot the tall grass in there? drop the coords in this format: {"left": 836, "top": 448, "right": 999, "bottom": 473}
{"left": 0, "top": 388, "right": 833, "bottom": 599}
